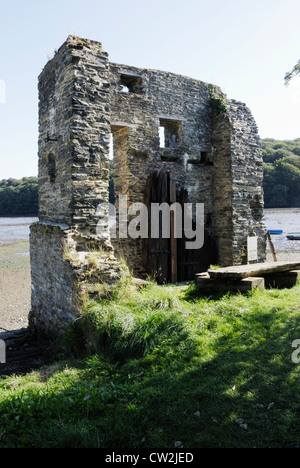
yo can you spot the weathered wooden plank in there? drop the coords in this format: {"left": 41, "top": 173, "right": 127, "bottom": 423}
{"left": 208, "top": 261, "right": 300, "bottom": 280}
{"left": 148, "top": 173, "right": 159, "bottom": 278}
{"left": 263, "top": 269, "right": 300, "bottom": 289}
{"left": 142, "top": 175, "right": 151, "bottom": 270}
{"left": 158, "top": 171, "right": 169, "bottom": 283}
{"left": 169, "top": 172, "right": 177, "bottom": 283}
{"left": 146, "top": 171, "right": 171, "bottom": 284}
{"left": 177, "top": 187, "right": 187, "bottom": 282}
{"left": 195, "top": 273, "right": 265, "bottom": 293}
{"left": 267, "top": 231, "right": 277, "bottom": 262}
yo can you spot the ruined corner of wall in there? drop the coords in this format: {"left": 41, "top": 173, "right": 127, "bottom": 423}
{"left": 29, "top": 221, "right": 125, "bottom": 339}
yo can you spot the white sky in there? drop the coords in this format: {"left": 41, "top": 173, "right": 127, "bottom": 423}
{"left": 0, "top": 0, "right": 299, "bottom": 179}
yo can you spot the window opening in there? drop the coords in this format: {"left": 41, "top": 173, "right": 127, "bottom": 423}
{"left": 159, "top": 127, "right": 165, "bottom": 148}
{"left": 159, "top": 119, "right": 182, "bottom": 149}
{"left": 200, "top": 151, "right": 213, "bottom": 165}
{"left": 47, "top": 153, "right": 56, "bottom": 183}
{"left": 109, "top": 133, "right": 115, "bottom": 205}
{"left": 200, "top": 152, "right": 208, "bottom": 163}
{"left": 109, "top": 133, "right": 114, "bottom": 160}
{"left": 119, "top": 74, "right": 143, "bottom": 94}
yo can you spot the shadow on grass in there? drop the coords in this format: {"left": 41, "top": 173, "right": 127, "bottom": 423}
{"left": 91, "top": 285, "right": 300, "bottom": 448}
{"left": 1, "top": 286, "right": 300, "bottom": 448}
{"left": 103, "top": 312, "right": 300, "bottom": 448}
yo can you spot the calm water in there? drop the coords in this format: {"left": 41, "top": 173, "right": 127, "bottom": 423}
{"left": 0, "top": 210, "right": 299, "bottom": 252}
{"left": 264, "top": 208, "right": 300, "bottom": 252}
{"left": 0, "top": 217, "right": 38, "bottom": 245}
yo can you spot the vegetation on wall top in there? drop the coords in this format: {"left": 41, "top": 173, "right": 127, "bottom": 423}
{"left": 207, "top": 84, "right": 227, "bottom": 114}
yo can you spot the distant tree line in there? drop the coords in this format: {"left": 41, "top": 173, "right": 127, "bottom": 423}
{"left": 0, "top": 177, "right": 38, "bottom": 216}
{"left": 262, "top": 138, "right": 300, "bottom": 208}
{"left": 1, "top": 139, "right": 299, "bottom": 216}
{"left": 0, "top": 166, "right": 115, "bottom": 217}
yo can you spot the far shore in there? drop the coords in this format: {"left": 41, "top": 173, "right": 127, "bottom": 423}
{"left": 0, "top": 214, "right": 38, "bottom": 217}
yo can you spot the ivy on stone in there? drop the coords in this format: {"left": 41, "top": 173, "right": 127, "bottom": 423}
{"left": 207, "top": 84, "right": 227, "bottom": 114}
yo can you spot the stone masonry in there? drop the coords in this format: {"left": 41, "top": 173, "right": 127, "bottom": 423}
{"left": 30, "top": 35, "right": 266, "bottom": 338}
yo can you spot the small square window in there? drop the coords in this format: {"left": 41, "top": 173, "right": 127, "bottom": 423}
{"left": 120, "top": 74, "right": 143, "bottom": 94}
{"left": 159, "top": 119, "right": 182, "bottom": 149}
{"left": 200, "top": 151, "right": 213, "bottom": 165}
{"left": 46, "top": 153, "right": 56, "bottom": 183}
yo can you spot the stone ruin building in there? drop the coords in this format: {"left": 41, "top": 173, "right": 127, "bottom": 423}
{"left": 29, "top": 35, "right": 266, "bottom": 338}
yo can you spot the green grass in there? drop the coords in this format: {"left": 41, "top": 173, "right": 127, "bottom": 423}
{"left": 0, "top": 278, "right": 300, "bottom": 448}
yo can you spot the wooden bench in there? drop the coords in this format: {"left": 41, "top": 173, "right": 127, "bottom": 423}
{"left": 195, "top": 261, "right": 300, "bottom": 294}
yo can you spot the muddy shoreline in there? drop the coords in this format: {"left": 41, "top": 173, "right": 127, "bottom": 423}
{"left": 0, "top": 241, "right": 30, "bottom": 332}
{"left": 0, "top": 241, "right": 55, "bottom": 376}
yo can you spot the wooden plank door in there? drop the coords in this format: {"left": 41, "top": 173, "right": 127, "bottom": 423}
{"left": 143, "top": 171, "right": 218, "bottom": 283}
{"left": 176, "top": 188, "right": 218, "bottom": 281}
{"left": 144, "top": 170, "right": 172, "bottom": 284}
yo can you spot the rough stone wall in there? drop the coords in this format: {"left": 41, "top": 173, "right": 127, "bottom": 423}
{"left": 30, "top": 37, "right": 121, "bottom": 338}
{"left": 108, "top": 62, "right": 266, "bottom": 270}
{"left": 212, "top": 99, "right": 266, "bottom": 266}
{"left": 30, "top": 221, "right": 120, "bottom": 339}
{"left": 30, "top": 223, "right": 78, "bottom": 338}
{"left": 30, "top": 35, "right": 266, "bottom": 338}
{"left": 228, "top": 100, "right": 266, "bottom": 264}
{"left": 211, "top": 108, "right": 234, "bottom": 266}
{"left": 109, "top": 63, "right": 216, "bottom": 274}
{"left": 110, "top": 63, "right": 215, "bottom": 209}
{"left": 38, "top": 36, "right": 111, "bottom": 234}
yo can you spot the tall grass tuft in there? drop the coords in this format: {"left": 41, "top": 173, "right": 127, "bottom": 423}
{"left": 65, "top": 272, "right": 190, "bottom": 362}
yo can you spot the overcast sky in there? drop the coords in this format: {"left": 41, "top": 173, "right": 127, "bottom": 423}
{"left": 0, "top": 0, "right": 299, "bottom": 179}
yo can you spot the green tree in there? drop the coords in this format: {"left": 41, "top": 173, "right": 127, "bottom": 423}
{"left": 0, "top": 177, "right": 38, "bottom": 216}
{"left": 262, "top": 138, "right": 300, "bottom": 208}
{"left": 285, "top": 59, "right": 300, "bottom": 85}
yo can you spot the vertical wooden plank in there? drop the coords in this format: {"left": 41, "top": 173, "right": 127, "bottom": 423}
{"left": 142, "top": 175, "right": 151, "bottom": 270}
{"left": 169, "top": 172, "right": 177, "bottom": 283}
{"left": 267, "top": 232, "right": 277, "bottom": 262}
{"left": 177, "top": 187, "right": 187, "bottom": 282}
{"left": 159, "top": 172, "right": 169, "bottom": 283}
{"left": 149, "top": 172, "right": 159, "bottom": 278}
{"left": 156, "top": 171, "right": 164, "bottom": 282}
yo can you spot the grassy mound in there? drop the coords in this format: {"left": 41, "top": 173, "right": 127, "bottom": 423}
{"left": 0, "top": 278, "right": 300, "bottom": 448}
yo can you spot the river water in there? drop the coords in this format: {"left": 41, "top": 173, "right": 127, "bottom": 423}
{"left": 0, "top": 217, "right": 38, "bottom": 245}
{"left": 0, "top": 210, "right": 299, "bottom": 252}
{"left": 264, "top": 208, "right": 300, "bottom": 253}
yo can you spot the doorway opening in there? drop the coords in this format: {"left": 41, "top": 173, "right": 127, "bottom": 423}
{"left": 143, "top": 170, "right": 218, "bottom": 284}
